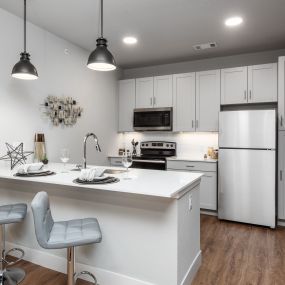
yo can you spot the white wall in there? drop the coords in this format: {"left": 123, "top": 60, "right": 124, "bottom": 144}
{"left": 117, "top": 132, "right": 218, "bottom": 159}
{"left": 0, "top": 8, "right": 120, "bottom": 166}
{"left": 123, "top": 48, "right": 285, "bottom": 79}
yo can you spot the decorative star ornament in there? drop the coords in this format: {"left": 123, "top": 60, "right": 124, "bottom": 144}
{"left": 0, "top": 143, "right": 34, "bottom": 170}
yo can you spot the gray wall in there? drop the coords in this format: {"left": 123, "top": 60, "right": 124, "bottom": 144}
{"left": 123, "top": 49, "right": 285, "bottom": 79}
{"left": 0, "top": 8, "right": 120, "bottom": 166}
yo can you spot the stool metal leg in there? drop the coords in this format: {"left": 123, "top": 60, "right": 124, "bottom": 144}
{"left": 67, "top": 247, "right": 75, "bottom": 285}
{"left": 0, "top": 225, "right": 25, "bottom": 285}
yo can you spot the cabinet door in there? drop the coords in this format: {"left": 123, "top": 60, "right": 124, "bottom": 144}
{"left": 118, "top": 79, "right": 135, "bottom": 132}
{"left": 154, "top": 75, "right": 173, "bottom": 107}
{"left": 135, "top": 77, "right": 154, "bottom": 108}
{"left": 221, "top": 66, "right": 248, "bottom": 105}
{"left": 198, "top": 172, "right": 217, "bottom": 211}
{"left": 173, "top": 73, "right": 196, "bottom": 132}
{"left": 278, "top": 57, "right": 285, "bottom": 131}
{"left": 248, "top": 63, "right": 277, "bottom": 103}
{"left": 196, "top": 70, "right": 220, "bottom": 132}
{"left": 278, "top": 132, "right": 285, "bottom": 219}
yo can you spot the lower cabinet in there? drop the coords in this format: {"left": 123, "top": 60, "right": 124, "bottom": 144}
{"left": 167, "top": 160, "right": 217, "bottom": 211}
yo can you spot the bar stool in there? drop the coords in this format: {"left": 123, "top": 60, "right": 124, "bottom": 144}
{"left": 0, "top": 203, "right": 27, "bottom": 285}
{"left": 31, "top": 192, "right": 102, "bottom": 285}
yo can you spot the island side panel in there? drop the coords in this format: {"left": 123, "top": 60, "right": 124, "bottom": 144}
{"left": 177, "top": 183, "right": 201, "bottom": 285}
{"left": 0, "top": 179, "right": 179, "bottom": 285}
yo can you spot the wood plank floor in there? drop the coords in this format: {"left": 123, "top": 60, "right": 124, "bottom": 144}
{"left": 6, "top": 214, "right": 285, "bottom": 285}
{"left": 192, "top": 215, "right": 285, "bottom": 285}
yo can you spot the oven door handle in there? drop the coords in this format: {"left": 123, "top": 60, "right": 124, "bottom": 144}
{"left": 132, "top": 159, "right": 166, "bottom": 164}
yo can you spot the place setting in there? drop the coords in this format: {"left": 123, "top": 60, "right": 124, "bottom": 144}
{"left": 14, "top": 162, "right": 55, "bottom": 177}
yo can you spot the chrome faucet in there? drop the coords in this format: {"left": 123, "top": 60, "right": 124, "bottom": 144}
{"left": 83, "top": 133, "right": 101, "bottom": 169}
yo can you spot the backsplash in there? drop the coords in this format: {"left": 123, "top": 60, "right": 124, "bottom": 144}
{"left": 118, "top": 132, "right": 219, "bottom": 159}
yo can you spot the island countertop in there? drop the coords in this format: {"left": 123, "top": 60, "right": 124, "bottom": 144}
{"left": 0, "top": 162, "right": 202, "bottom": 199}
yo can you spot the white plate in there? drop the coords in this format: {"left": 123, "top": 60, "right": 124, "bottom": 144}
{"left": 27, "top": 169, "right": 48, "bottom": 174}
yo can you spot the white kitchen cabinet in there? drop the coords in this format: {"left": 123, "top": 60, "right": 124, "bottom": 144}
{"left": 173, "top": 73, "right": 196, "bottom": 132}
{"left": 221, "top": 66, "right": 248, "bottom": 105}
{"left": 167, "top": 160, "right": 217, "bottom": 211}
{"left": 278, "top": 132, "right": 285, "bottom": 220}
{"left": 196, "top": 70, "right": 220, "bottom": 132}
{"left": 135, "top": 77, "right": 154, "bottom": 108}
{"left": 154, "top": 75, "right": 173, "bottom": 107}
{"left": 118, "top": 79, "right": 135, "bottom": 132}
{"left": 278, "top": 57, "right": 285, "bottom": 131}
{"left": 248, "top": 63, "right": 277, "bottom": 103}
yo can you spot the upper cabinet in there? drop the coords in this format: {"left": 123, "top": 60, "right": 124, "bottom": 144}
{"left": 278, "top": 57, "right": 285, "bottom": 130}
{"left": 135, "top": 77, "right": 154, "bottom": 108}
{"left": 221, "top": 66, "right": 248, "bottom": 105}
{"left": 248, "top": 63, "right": 277, "bottom": 103}
{"left": 118, "top": 79, "right": 135, "bottom": 132}
{"left": 154, "top": 75, "right": 173, "bottom": 107}
{"left": 135, "top": 76, "right": 173, "bottom": 108}
{"left": 173, "top": 73, "right": 196, "bottom": 132}
{"left": 196, "top": 70, "right": 220, "bottom": 132}
{"left": 221, "top": 63, "right": 277, "bottom": 105}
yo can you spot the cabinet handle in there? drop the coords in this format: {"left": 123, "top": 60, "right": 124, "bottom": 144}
{"left": 186, "top": 165, "right": 195, "bottom": 168}
{"left": 153, "top": 97, "right": 156, "bottom": 106}
{"left": 281, "top": 170, "right": 283, "bottom": 181}
{"left": 244, "top": 90, "right": 247, "bottom": 101}
{"left": 196, "top": 120, "right": 198, "bottom": 129}
{"left": 150, "top": 97, "right": 153, "bottom": 106}
{"left": 281, "top": 116, "right": 283, "bottom": 127}
{"left": 249, "top": 90, "right": 252, "bottom": 100}
{"left": 192, "top": 120, "right": 194, "bottom": 128}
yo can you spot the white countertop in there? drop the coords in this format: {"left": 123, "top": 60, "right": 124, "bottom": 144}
{"left": 108, "top": 155, "right": 218, "bottom": 163}
{"left": 0, "top": 163, "right": 203, "bottom": 199}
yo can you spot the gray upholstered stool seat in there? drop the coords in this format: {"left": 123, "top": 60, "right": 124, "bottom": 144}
{"left": 48, "top": 218, "right": 101, "bottom": 249}
{"left": 0, "top": 203, "right": 27, "bottom": 285}
{"left": 0, "top": 204, "right": 27, "bottom": 225}
{"left": 31, "top": 192, "right": 102, "bottom": 285}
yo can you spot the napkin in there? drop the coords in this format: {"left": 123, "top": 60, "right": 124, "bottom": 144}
{"left": 79, "top": 168, "right": 105, "bottom": 181}
{"left": 17, "top": 162, "right": 44, "bottom": 174}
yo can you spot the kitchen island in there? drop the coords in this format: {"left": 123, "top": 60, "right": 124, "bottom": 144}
{"left": 0, "top": 163, "right": 202, "bottom": 285}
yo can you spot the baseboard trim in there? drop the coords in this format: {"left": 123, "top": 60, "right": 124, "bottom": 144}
{"left": 180, "top": 250, "right": 202, "bottom": 285}
{"left": 6, "top": 242, "right": 153, "bottom": 285}
{"left": 277, "top": 220, "right": 285, "bottom": 227}
{"left": 200, "top": 210, "right": 218, "bottom": 216}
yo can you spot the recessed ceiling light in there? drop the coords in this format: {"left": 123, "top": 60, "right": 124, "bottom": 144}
{"left": 225, "top": 16, "right": 243, "bottom": 27}
{"left": 123, "top": 37, "right": 138, "bottom": 45}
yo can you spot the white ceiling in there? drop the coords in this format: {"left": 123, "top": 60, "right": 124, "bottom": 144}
{"left": 1, "top": 0, "right": 285, "bottom": 69}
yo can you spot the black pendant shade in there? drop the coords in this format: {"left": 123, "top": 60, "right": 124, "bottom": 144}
{"left": 87, "top": 0, "right": 116, "bottom": 71}
{"left": 87, "top": 38, "right": 116, "bottom": 71}
{"left": 11, "top": 0, "right": 38, "bottom": 80}
{"left": 12, "top": 52, "right": 38, "bottom": 80}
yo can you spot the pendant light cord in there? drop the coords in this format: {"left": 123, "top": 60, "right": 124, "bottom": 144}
{"left": 24, "top": 0, "right": 26, "bottom": 52}
{"left": 100, "top": 0, "right": 103, "bottom": 38}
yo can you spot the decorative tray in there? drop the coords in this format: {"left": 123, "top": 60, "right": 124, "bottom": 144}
{"left": 73, "top": 176, "right": 119, "bottom": 185}
{"left": 14, "top": 171, "right": 56, "bottom": 177}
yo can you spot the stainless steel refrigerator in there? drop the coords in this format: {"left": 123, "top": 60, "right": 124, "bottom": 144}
{"left": 218, "top": 109, "right": 276, "bottom": 228}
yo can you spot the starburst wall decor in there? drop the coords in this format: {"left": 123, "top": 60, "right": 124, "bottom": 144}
{"left": 0, "top": 143, "right": 33, "bottom": 170}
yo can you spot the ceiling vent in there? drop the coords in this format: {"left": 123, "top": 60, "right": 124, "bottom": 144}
{"left": 193, "top": 42, "right": 217, "bottom": 51}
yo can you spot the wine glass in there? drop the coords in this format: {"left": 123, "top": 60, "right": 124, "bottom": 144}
{"left": 60, "top": 148, "right": 70, "bottom": 172}
{"left": 122, "top": 152, "right": 133, "bottom": 179}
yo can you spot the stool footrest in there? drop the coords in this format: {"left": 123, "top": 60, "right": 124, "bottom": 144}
{"left": 3, "top": 249, "right": 25, "bottom": 267}
{"left": 75, "top": 271, "right": 98, "bottom": 285}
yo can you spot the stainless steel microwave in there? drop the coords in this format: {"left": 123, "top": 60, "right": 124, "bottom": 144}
{"left": 133, "top": 108, "right": 173, "bottom": 131}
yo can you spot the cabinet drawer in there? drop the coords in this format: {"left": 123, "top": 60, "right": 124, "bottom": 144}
{"left": 110, "top": 157, "right": 123, "bottom": 167}
{"left": 167, "top": 160, "right": 217, "bottom": 172}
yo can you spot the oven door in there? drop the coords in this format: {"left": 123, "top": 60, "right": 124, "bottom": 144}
{"left": 131, "top": 159, "right": 166, "bottom": 170}
{"left": 133, "top": 108, "right": 172, "bottom": 131}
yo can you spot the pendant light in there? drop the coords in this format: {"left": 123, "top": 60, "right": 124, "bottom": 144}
{"left": 87, "top": 0, "right": 116, "bottom": 71}
{"left": 12, "top": 0, "right": 38, "bottom": 80}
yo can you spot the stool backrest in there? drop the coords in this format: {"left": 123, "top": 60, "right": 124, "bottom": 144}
{"left": 31, "top": 191, "right": 54, "bottom": 249}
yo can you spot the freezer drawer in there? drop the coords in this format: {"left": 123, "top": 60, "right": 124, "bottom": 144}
{"left": 218, "top": 149, "right": 276, "bottom": 227}
{"left": 219, "top": 110, "right": 276, "bottom": 149}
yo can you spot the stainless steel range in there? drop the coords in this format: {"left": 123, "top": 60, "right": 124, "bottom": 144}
{"left": 131, "top": 141, "right": 176, "bottom": 170}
